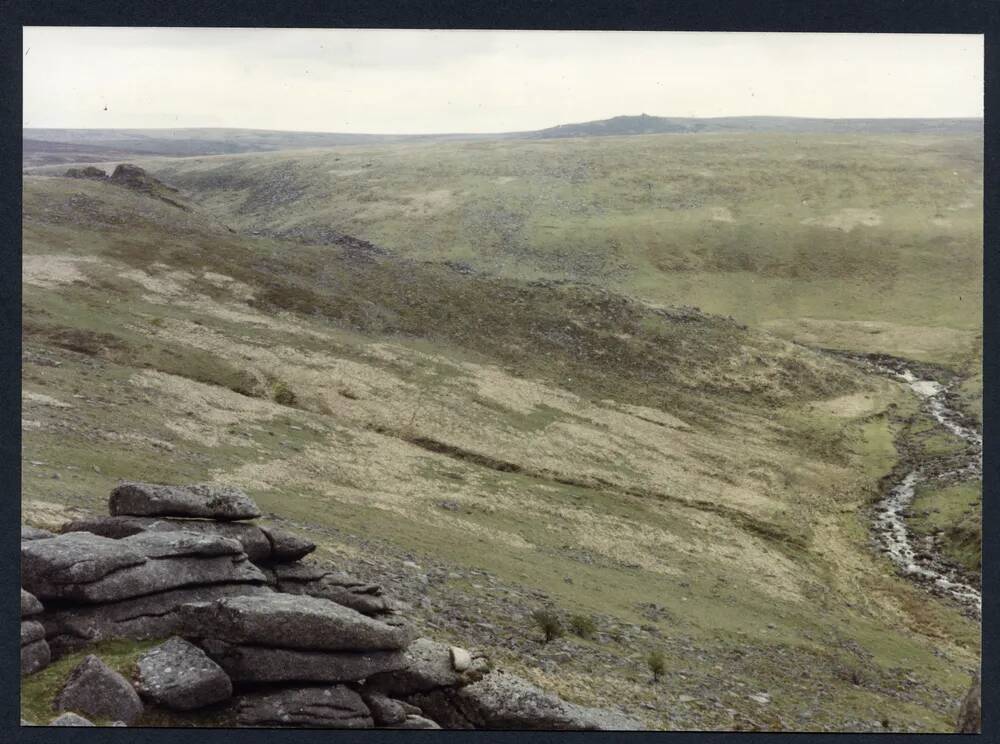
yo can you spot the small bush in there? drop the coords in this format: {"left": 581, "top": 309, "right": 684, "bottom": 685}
{"left": 531, "top": 609, "right": 564, "bottom": 643}
{"left": 568, "top": 614, "right": 596, "bottom": 639}
{"left": 272, "top": 381, "right": 297, "bottom": 406}
{"left": 646, "top": 649, "right": 666, "bottom": 682}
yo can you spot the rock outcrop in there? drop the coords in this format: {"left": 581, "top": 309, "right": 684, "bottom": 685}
{"left": 54, "top": 654, "right": 144, "bottom": 724}
{"left": 22, "top": 479, "right": 640, "bottom": 730}
{"left": 136, "top": 637, "right": 232, "bottom": 711}
{"left": 64, "top": 166, "right": 107, "bottom": 180}
{"left": 21, "top": 588, "right": 50, "bottom": 676}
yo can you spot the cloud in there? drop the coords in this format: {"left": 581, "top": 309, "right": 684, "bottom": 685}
{"left": 23, "top": 28, "right": 983, "bottom": 131}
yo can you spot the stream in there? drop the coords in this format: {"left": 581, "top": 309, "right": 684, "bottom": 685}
{"left": 864, "top": 358, "right": 982, "bottom": 618}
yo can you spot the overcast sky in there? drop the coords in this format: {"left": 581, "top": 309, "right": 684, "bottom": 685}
{"left": 22, "top": 28, "right": 983, "bottom": 132}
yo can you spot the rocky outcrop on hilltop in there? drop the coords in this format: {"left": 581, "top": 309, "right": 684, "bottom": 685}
{"left": 22, "top": 480, "right": 641, "bottom": 730}
{"left": 62, "top": 163, "right": 190, "bottom": 210}
{"left": 64, "top": 166, "right": 108, "bottom": 180}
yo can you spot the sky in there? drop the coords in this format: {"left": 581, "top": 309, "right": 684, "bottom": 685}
{"left": 22, "top": 28, "right": 984, "bottom": 133}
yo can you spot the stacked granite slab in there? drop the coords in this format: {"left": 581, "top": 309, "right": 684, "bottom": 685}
{"left": 177, "top": 593, "right": 464, "bottom": 729}
{"left": 63, "top": 481, "right": 315, "bottom": 565}
{"left": 21, "top": 589, "right": 50, "bottom": 676}
{"left": 24, "top": 483, "right": 284, "bottom": 658}
{"left": 21, "top": 480, "right": 642, "bottom": 730}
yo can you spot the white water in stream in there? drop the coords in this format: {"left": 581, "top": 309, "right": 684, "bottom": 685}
{"left": 871, "top": 366, "right": 981, "bottom": 617}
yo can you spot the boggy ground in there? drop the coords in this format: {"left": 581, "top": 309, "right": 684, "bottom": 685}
{"left": 21, "top": 171, "right": 980, "bottom": 731}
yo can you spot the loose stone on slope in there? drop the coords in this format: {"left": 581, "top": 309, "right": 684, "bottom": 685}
{"left": 54, "top": 654, "right": 144, "bottom": 725}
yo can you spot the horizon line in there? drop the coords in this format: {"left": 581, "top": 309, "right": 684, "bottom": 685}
{"left": 21, "top": 113, "right": 985, "bottom": 138}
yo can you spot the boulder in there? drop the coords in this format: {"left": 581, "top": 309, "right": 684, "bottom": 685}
{"left": 54, "top": 654, "right": 144, "bottom": 725}
{"left": 21, "top": 589, "right": 43, "bottom": 617}
{"left": 22, "top": 526, "right": 55, "bottom": 541}
{"left": 200, "top": 638, "right": 408, "bottom": 683}
{"left": 21, "top": 620, "right": 45, "bottom": 646}
{"left": 23, "top": 530, "right": 265, "bottom": 603}
{"left": 21, "top": 639, "right": 51, "bottom": 676}
{"left": 366, "top": 638, "right": 488, "bottom": 697}
{"left": 63, "top": 515, "right": 272, "bottom": 563}
{"left": 110, "top": 482, "right": 261, "bottom": 521}
{"left": 49, "top": 712, "right": 95, "bottom": 726}
{"left": 957, "top": 672, "right": 981, "bottom": 733}
{"left": 42, "top": 583, "right": 274, "bottom": 659}
{"left": 179, "top": 594, "right": 410, "bottom": 652}
{"left": 261, "top": 526, "right": 315, "bottom": 562}
{"left": 408, "top": 671, "right": 643, "bottom": 730}
{"left": 451, "top": 646, "right": 473, "bottom": 672}
{"left": 270, "top": 562, "right": 390, "bottom": 615}
{"left": 135, "top": 636, "right": 232, "bottom": 711}
{"left": 237, "top": 685, "right": 373, "bottom": 728}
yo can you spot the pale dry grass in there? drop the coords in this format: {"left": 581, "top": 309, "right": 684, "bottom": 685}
{"left": 23, "top": 391, "right": 73, "bottom": 408}
{"left": 710, "top": 206, "right": 736, "bottom": 223}
{"left": 801, "top": 208, "right": 882, "bottom": 232}
{"left": 811, "top": 392, "right": 884, "bottom": 418}
{"left": 762, "top": 317, "right": 979, "bottom": 363}
{"left": 21, "top": 499, "right": 88, "bottom": 531}
{"left": 22, "top": 254, "right": 98, "bottom": 288}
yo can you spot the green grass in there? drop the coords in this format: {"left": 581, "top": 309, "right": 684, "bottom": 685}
{"left": 910, "top": 480, "right": 982, "bottom": 573}
{"left": 21, "top": 639, "right": 236, "bottom": 727}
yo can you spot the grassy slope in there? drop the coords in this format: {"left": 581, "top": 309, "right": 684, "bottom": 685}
{"left": 21, "top": 175, "right": 979, "bottom": 730}
{"left": 69, "top": 131, "right": 981, "bottom": 366}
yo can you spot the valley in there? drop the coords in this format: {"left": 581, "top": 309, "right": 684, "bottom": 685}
{"left": 20, "top": 127, "right": 982, "bottom": 731}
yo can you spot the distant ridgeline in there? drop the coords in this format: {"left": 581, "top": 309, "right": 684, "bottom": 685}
{"left": 22, "top": 115, "right": 983, "bottom": 164}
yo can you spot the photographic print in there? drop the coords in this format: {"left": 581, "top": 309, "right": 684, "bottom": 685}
{"left": 20, "top": 27, "right": 982, "bottom": 732}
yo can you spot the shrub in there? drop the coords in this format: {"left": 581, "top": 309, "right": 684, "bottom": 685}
{"left": 272, "top": 381, "right": 297, "bottom": 406}
{"left": 646, "top": 649, "right": 666, "bottom": 682}
{"left": 531, "top": 609, "right": 564, "bottom": 643}
{"left": 568, "top": 614, "right": 596, "bottom": 639}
